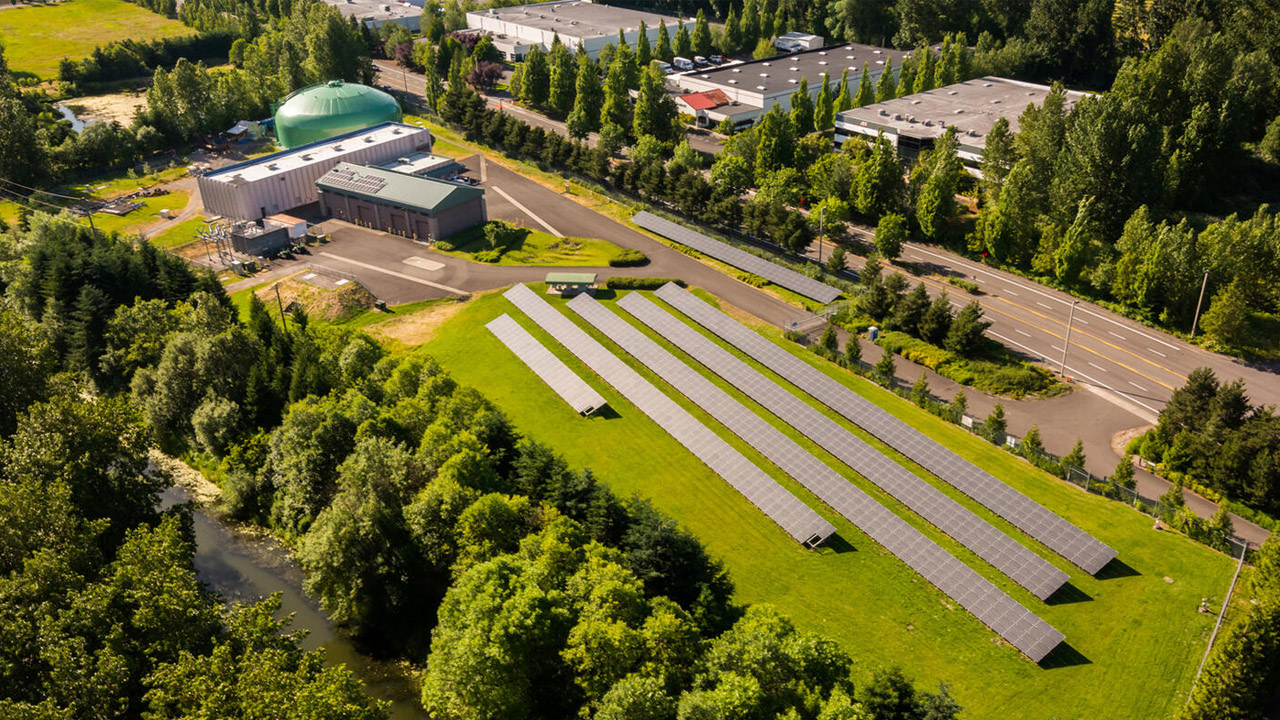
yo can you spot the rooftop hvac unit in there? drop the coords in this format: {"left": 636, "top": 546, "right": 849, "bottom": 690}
{"left": 893, "top": 113, "right": 901, "bottom": 120}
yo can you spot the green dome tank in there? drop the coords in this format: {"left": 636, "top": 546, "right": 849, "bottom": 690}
{"left": 272, "top": 80, "right": 402, "bottom": 149}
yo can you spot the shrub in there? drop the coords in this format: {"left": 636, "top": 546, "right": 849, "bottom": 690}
{"left": 609, "top": 248, "right": 649, "bottom": 267}
{"left": 604, "top": 277, "right": 686, "bottom": 290}
{"left": 947, "top": 277, "right": 980, "bottom": 294}
{"left": 474, "top": 249, "right": 504, "bottom": 263}
{"left": 783, "top": 329, "right": 809, "bottom": 345}
{"left": 433, "top": 240, "right": 455, "bottom": 251}
{"left": 736, "top": 272, "right": 768, "bottom": 287}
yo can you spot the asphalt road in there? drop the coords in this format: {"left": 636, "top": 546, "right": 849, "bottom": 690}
{"left": 373, "top": 60, "right": 725, "bottom": 156}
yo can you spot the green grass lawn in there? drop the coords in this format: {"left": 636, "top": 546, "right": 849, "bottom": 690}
{"left": 404, "top": 285, "right": 1237, "bottom": 720}
{"left": 148, "top": 214, "right": 208, "bottom": 249}
{"left": 71, "top": 164, "right": 190, "bottom": 199}
{"left": 436, "top": 223, "right": 628, "bottom": 267}
{"left": 0, "top": 0, "right": 194, "bottom": 79}
{"left": 92, "top": 191, "right": 189, "bottom": 236}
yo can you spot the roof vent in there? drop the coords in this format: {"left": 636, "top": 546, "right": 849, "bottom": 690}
{"left": 756, "top": 85, "right": 766, "bottom": 90}
{"left": 789, "top": 78, "right": 798, "bottom": 84}
{"left": 923, "top": 120, "right": 933, "bottom": 126}
{"left": 819, "top": 60, "right": 828, "bottom": 65}
{"left": 910, "top": 99, "right": 921, "bottom": 105}
{"left": 968, "top": 129, "right": 979, "bottom": 137}
{"left": 732, "top": 68, "right": 741, "bottom": 72}
{"left": 267, "top": 163, "right": 278, "bottom": 170}
{"left": 701, "top": 74, "right": 709, "bottom": 79}
{"left": 873, "top": 49, "right": 882, "bottom": 54}
{"left": 948, "top": 90, "right": 958, "bottom": 95}
{"left": 759, "top": 72, "right": 768, "bottom": 77}
{"left": 954, "top": 108, "right": 964, "bottom": 114}
{"left": 1026, "top": 91, "right": 1036, "bottom": 96}
{"left": 990, "top": 99, "right": 1001, "bottom": 104}
{"left": 878, "top": 109, "right": 888, "bottom": 116}
{"left": 893, "top": 113, "right": 901, "bottom": 120}
{"left": 983, "top": 82, "right": 993, "bottom": 87}
{"left": 876, "top": 59, "right": 884, "bottom": 64}
{"left": 728, "top": 79, "right": 737, "bottom": 84}
{"left": 789, "top": 66, "right": 799, "bottom": 71}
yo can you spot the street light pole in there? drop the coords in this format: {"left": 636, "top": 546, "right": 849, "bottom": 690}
{"left": 1059, "top": 300, "right": 1079, "bottom": 376}
{"left": 1190, "top": 269, "right": 1210, "bottom": 338}
{"left": 817, "top": 206, "right": 824, "bottom": 265}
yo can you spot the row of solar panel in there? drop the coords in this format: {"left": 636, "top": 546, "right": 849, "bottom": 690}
{"left": 562, "top": 292, "right": 1064, "bottom": 662}
{"left": 486, "top": 314, "right": 606, "bottom": 416}
{"left": 653, "top": 282, "right": 1118, "bottom": 576}
{"left": 632, "top": 211, "right": 843, "bottom": 305}
{"left": 502, "top": 284, "right": 836, "bottom": 547}
{"left": 617, "top": 292, "right": 1070, "bottom": 601}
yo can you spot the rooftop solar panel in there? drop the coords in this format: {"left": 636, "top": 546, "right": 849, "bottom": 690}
{"left": 654, "top": 282, "right": 1118, "bottom": 575}
{"left": 502, "top": 284, "right": 835, "bottom": 548}
{"left": 570, "top": 293, "right": 1063, "bottom": 661}
{"left": 632, "top": 211, "right": 843, "bottom": 304}
{"left": 618, "top": 292, "right": 1069, "bottom": 601}
{"left": 486, "top": 314, "right": 607, "bottom": 416}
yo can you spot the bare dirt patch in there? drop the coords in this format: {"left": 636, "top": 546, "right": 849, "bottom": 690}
{"left": 255, "top": 276, "right": 375, "bottom": 323}
{"left": 64, "top": 90, "right": 148, "bottom": 126}
{"left": 1112, "top": 424, "right": 1155, "bottom": 459}
{"left": 367, "top": 297, "right": 471, "bottom": 347}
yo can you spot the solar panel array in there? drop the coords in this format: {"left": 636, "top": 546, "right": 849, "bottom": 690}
{"left": 632, "top": 211, "right": 843, "bottom": 304}
{"left": 618, "top": 292, "right": 1069, "bottom": 601}
{"left": 567, "top": 293, "right": 1064, "bottom": 661}
{"left": 654, "top": 282, "right": 1118, "bottom": 575}
{"left": 486, "top": 314, "right": 606, "bottom": 415}
{"left": 319, "top": 166, "right": 387, "bottom": 194}
{"left": 503, "top": 284, "right": 835, "bottom": 547}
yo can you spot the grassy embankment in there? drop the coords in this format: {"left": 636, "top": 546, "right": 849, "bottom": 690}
{"left": 352, "top": 285, "right": 1237, "bottom": 720}
{"left": 436, "top": 223, "right": 630, "bottom": 267}
{"left": 0, "top": 0, "right": 194, "bottom": 80}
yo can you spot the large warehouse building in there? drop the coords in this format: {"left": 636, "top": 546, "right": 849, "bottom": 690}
{"left": 197, "top": 122, "right": 432, "bottom": 221}
{"left": 834, "top": 76, "right": 1087, "bottom": 172}
{"left": 670, "top": 44, "right": 909, "bottom": 127}
{"left": 466, "top": 0, "right": 694, "bottom": 61}
{"left": 316, "top": 162, "right": 487, "bottom": 241}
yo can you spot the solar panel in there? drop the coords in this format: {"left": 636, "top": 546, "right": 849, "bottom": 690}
{"left": 618, "top": 292, "right": 1069, "bottom": 601}
{"left": 502, "top": 284, "right": 835, "bottom": 548}
{"left": 632, "top": 211, "right": 842, "bottom": 304}
{"left": 320, "top": 166, "right": 388, "bottom": 195}
{"left": 570, "top": 293, "right": 1063, "bottom": 661}
{"left": 486, "top": 314, "right": 606, "bottom": 416}
{"left": 654, "top": 282, "right": 1118, "bottom": 576}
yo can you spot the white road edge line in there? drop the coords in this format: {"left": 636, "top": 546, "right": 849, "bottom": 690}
{"left": 490, "top": 185, "right": 563, "bottom": 237}
{"left": 1129, "top": 381, "right": 1148, "bottom": 391}
{"left": 1148, "top": 347, "right": 1167, "bottom": 358}
{"left": 318, "top": 252, "right": 467, "bottom": 295}
{"left": 988, "top": 331, "right": 1161, "bottom": 416}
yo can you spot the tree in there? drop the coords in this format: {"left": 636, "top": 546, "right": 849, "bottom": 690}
{"left": 0, "top": 309, "right": 54, "bottom": 438}
{"left": 596, "top": 674, "right": 676, "bottom": 720}
{"left": 600, "top": 52, "right": 632, "bottom": 144}
{"left": 675, "top": 24, "right": 692, "bottom": 59}
{"left": 825, "top": 0, "right": 893, "bottom": 45}
{"left": 1201, "top": 281, "right": 1249, "bottom": 350}
{"left": 915, "top": 129, "right": 963, "bottom": 241}
{"left": 656, "top": 20, "right": 673, "bottom": 61}
{"left": 1263, "top": 114, "right": 1280, "bottom": 163}
{"left": 1113, "top": 455, "right": 1136, "bottom": 489}
{"left": 826, "top": 245, "right": 847, "bottom": 275}
{"left": 520, "top": 46, "right": 550, "bottom": 107}
{"left": 753, "top": 38, "right": 777, "bottom": 60}
{"left": 854, "top": 135, "right": 904, "bottom": 221}
{"left": 548, "top": 41, "right": 576, "bottom": 117}
{"left": 912, "top": 371, "right": 931, "bottom": 405}
{"left": 1062, "top": 438, "right": 1087, "bottom": 472}
{"left": 952, "top": 388, "right": 968, "bottom": 416}
{"left": 721, "top": 9, "right": 741, "bottom": 55}
{"left": 873, "top": 351, "right": 897, "bottom": 384}
{"left": 0, "top": 97, "right": 48, "bottom": 186}
{"left": 875, "top": 212, "right": 908, "bottom": 259}
{"left": 919, "top": 292, "right": 953, "bottom": 345}
{"left": 635, "top": 21, "right": 652, "bottom": 68}
{"left": 945, "top": 301, "right": 991, "bottom": 356}
{"left": 853, "top": 63, "right": 874, "bottom": 107}
{"left": 986, "top": 403, "right": 1007, "bottom": 440}
{"left": 1021, "top": 423, "right": 1045, "bottom": 456}
{"left": 633, "top": 64, "right": 679, "bottom": 142}
{"left": 834, "top": 68, "right": 853, "bottom": 112}
{"left": 787, "top": 78, "right": 815, "bottom": 135}
{"left": 844, "top": 333, "right": 862, "bottom": 367}
{"left": 710, "top": 153, "right": 753, "bottom": 195}
{"left": 981, "top": 116, "right": 1016, "bottom": 201}
{"left": 876, "top": 60, "right": 897, "bottom": 102}
{"left": 566, "top": 54, "right": 603, "bottom": 138}
{"left": 814, "top": 73, "right": 835, "bottom": 130}
{"left": 891, "top": 284, "right": 931, "bottom": 337}
{"left": 754, "top": 105, "right": 796, "bottom": 181}
{"left": 693, "top": 10, "right": 712, "bottom": 55}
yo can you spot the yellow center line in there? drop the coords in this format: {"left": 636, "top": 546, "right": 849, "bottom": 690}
{"left": 908, "top": 274, "right": 1179, "bottom": 392}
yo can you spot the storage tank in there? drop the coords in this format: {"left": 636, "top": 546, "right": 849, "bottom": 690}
{"left": 273, "top": 80, "right": 402, "bottom": 149}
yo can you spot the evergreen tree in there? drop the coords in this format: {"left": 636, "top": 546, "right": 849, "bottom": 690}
{"left": 844, "top": 333, "right": 862, "bottom": 367}
{"left": 952, "top": 388, "right": 968, "bottom": 416}
{"left": 876, "top": 60, "right": 897, "bottom": 102}
{"left": 826, "top": 245, "right": 847, "bottom": 274}
{"left": 519, "top": 45, "right": 550, "bottom": 107}
{"left": 633, "top": 64, "right": 679, "bottom": 142}
{"left": 741, "top": 0, "right": 761, "bottom": 43}
{"left": 1021, "top": 423, "right": 1044, "bottom": 456}
{"left": 911, "top": 371, "right": 931, "bottom": 405}
{"left": 913, "top": 47, "right": 935, "bottom": 94}
{"left": 636, "top": 21, "right": 652, "bottom": 67}
{"left": 675, "top": 24, "right": 692, "bottom": 58}
{"left": 834, "top": 68, "right": 853, "bottom": 112}
{"left": 820, "top": 325, "right": 839, "bottom": 354}
{"left": 601, "top": 49, "right": 632, "bottom": 139}
{"left": 891, "top": 283, "right": 930, "bottom": 336}
{"left": 915, "top": 130, "right": 963, "bottom": 241}
{"left": 986, "top": 403, "right": 1007, "bottom": 439}
{"left": 919, "top": 293, "right": 953, "bottom": 345}
{"left": 788, "top": 78, "right": 814, "bottom": 135}
{"left": 722, "top": 8, "right": 741, "bottom": 54}
{"left": 814, "top": 73, "right": 835, "bottom": 130}
{"left": 656, "top": 20, "right": 673, "bottom": 61}
{"left": 548, "top": 41, "right": 576, "bottom": 118}
{"left": 693, "top": 10, "right": 713, "bottom": 56}
{"left": 853, "top": 63, "right": 874, "bottom": 107}
{"left": 566, "top": 54, "right": 603, "bottom": 138}
{"left": 1062, "top": 438, "right": 1087, "bottom": 472}
{"left": 873, "top": 351, "right": 897, "bottom": 384}
{"left": 945, "top": 301, "right": 992, "bottom": 356}
{"left": 854, "top": 136, "right": 905, "bottom": 221}
{"left": 1112, "top": 456, "right": 1136, "bottom": 489}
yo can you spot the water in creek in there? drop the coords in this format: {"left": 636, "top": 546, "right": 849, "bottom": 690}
{"left": 54, "top": 104, "right": 90, "bottom": 133}
{"left": 160, "top": 487, "right": 427, "bottom": 719}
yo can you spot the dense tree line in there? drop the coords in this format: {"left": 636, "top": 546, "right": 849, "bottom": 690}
{"left": 57, "top": 32, "right": 236, "bottom": 87}
{"left": 1132, "top": 368, "right": 1280, "bottom": 518}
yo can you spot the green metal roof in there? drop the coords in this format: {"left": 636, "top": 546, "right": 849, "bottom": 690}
{"left": 316, "top": 162, "right": 484, "bottom": 215}
{"left": 273, "top": 81, "right": 401, "bottom": 149}
{"left": 545, "top": 273, "right": 598, "bottom": 284}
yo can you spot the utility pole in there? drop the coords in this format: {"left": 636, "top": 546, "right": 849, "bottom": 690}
{"left": 1190, "top": 269, "right": 1210, "bottom": 338}
{"left": 1059, "top": 300, "right": 1079, "bottom": 376}
{"left": 817, "top": 206, "right": 824, "bottom": 264}
{"left": 274, "top": 283, "right": 287, "bottom": 327}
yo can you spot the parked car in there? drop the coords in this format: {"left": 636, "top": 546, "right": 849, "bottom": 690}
{"left": 672, "top": 56, "right": 694, "bottom": 71}
{"left": 709, "top": 54, "right": 724, "bottom": 64}
{"left": 693, "top": 55, "right": 708, "bottom": 67}
{"left": 656, "top": 60, "right": 673, "bottom": 74}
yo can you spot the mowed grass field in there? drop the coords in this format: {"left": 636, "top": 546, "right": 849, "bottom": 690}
{"left": 0, "top": 0, "right": 194, "bottom": 79}
{"left": 394, "top": 286, "right": 1236, "bottom": 720}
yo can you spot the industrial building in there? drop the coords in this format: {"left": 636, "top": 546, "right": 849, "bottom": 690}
{"left": 274, "top": 81, "right": 402, "bottom": 149}
{"left": 671, "top": 44, "right": 910, "bottom": 127}
{"left": 834, "top": 76, "right": 1087, "bottom": 172}
{"left": 466, "top": 0, "right": 694, "bottom": 61}
{"left": 316, "top": 162, "right": 487, "bottom": 241}
{"left": 324, "top": 0, "right": 422, "bottom": 29}
{"left": 197, "top": 122, "right": 432, "bottom": 221}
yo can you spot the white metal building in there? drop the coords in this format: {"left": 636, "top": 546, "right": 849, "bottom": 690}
{"left": 324, "top": 0, "right": 422, "bottom": 30}
{"left": 670, "top": 44, "right": 909, "bottom": 127}
{"left": 197, "top": 122, "right": 433, "bottom": 221}
{"left": 466, "top": 0, "right": 694, "bottom": 61}
{"left": 834, "top": 76, "right": 1087, "bottom": 173}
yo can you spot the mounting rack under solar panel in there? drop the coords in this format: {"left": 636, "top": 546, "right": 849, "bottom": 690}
{"left": 568, "top": 293, "right": 1063, "bottom": 661}
{"left": 618, "top": 292, "right": 1069, "bottom": 601}
{"left": 503, "top": 284, "right": 835, "bottom": 548}
{"left": 486, "top": 314, "right": 606, "bottom": 416}
{"left": 632, "top": 211, "right": 842, "bottom": 305}
{"left": 655, "top": 282, "right": 1118, "bottom": 576}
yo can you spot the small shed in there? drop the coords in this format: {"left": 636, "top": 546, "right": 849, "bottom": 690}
{"left": 545, "top": 272, "right": 598, "bottom": 296}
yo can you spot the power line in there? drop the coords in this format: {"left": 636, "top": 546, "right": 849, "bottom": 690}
{"left": 0, "top": 177, "right": 89, "bottom": 203}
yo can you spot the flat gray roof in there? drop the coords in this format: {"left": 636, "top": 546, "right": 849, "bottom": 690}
{"left": 685, "top": 43, "right": 910, "bottom": 97}
{"left": 469, "top": 0, "right": 686, "bottom": 39}
{"left": 324, "top": 0, "right": 421, "bottom": 22}
{"left": 836, "top": 76, "right": 1088, "bottom": 148}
